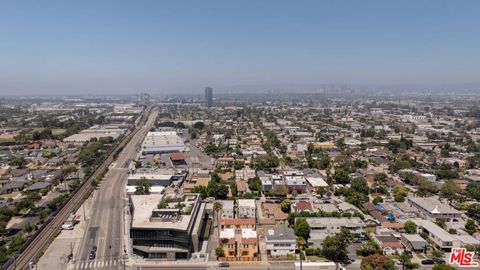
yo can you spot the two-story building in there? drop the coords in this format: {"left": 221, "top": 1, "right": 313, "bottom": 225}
{"left": 238, "top": 199, "right": 256, "bottom": 219}
{"left": 408, "top": 197, "right": 462, "bottom": 222}
{"left": 265, "top": 225, "right": 296, "bottom": 258}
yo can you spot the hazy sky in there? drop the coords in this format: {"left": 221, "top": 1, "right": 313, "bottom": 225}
{"left": 1, "top": 0, "right": 480, "bottom": 95}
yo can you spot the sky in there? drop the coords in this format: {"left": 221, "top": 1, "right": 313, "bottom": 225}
{"left": 1, "top": 0, "right": 480, "bottom": 95}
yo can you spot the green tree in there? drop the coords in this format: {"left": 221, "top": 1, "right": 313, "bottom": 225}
{"left": 248, "top": 177, "right": 263, "bottom": 192}
{"left": 215, "top": 247, "right": 225, "bottom": 258}
{"left": 399, "top": 253, "right": 419, "bottom": 270}
{"left": 194, "top": 121, "right": 205, "bottom": 130}
{"left": 361, "top": 254, "right": 396, "bottom": 270}
{"left": 321, "top": 228, "right": 353, "bottom": 262}
{"left": 404, "top": 220, "right": 417, "bottom": 234}
{"left": 294, "top": 218, "right": 311, "bottom": 241}
{"left": 465, "top": 219, "right": 477, "bottom": 235}
{"left": 372, "top": 196, "right": 383, "bottom": 205}
{"left": 351, "top": 177, "right": 370, "bottom": 195}
{"left": 315, "top": 186, "right": 330, "bottom": 197}
{"left": 333, "top": 168, "right": 350, "bottom": 185}
{"left": 134, "top": 177, "right": 151, "bottom": 195}
{"left": 393, "top": 185, "right": 408, "bottom": 202}
{"left": 431, "top": 250, "right": 444, "bottom": 261}
{"left": 441, "top": 180, "right": 460, "bottom": 202}
{"left": 214, "top": 201, "right": 223, "bottom": 229}
{"left": 280, "top": 199, "right": 292, "bottom": 213}
{"left": 191, "top": 185, "right": 208, "bottom": 199}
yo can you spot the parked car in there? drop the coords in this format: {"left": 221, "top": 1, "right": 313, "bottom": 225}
{"left": 218, "top": 262, "right": 230, "bottom": 267}
{"left": 421, "top": 259, "right": 435, "bottom": 265}
{"left": 61, "top": 223, "right": 74, "bottom": 230}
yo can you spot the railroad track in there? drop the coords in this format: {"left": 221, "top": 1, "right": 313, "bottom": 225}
{"left": 4, "top": 109, "right": 151, "bottom": 270}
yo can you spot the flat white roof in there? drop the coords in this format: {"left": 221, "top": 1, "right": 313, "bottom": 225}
{"left": 241, "top": 228, "right": 257, "bottom": 238}
{"left": 127, "top": 173, "right": 172, "bottom": 181}
{"left": 142, "top": 131, "right": 185, "bottom": 150}
{"left": 417, "top": 219, "right": 457, "bottom": 242}
{"left": 220, "top": 228, "right": 235, "bottom": 239}
{"left": 305, "top": 176, "right": 328, "bottom": 187}
{"left": 238, "top": 199, "right": 256, "bottom": 208}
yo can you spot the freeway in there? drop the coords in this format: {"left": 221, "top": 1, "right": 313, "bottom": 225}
{"left": 75, "top": 109, "right": 158, "bottom": 269}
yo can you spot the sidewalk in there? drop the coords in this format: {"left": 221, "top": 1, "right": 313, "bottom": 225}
{"left": 37, "top": 193, "right": 94, "bottom": 270}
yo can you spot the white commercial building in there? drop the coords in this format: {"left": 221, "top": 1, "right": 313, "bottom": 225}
{"left": 142, "top": 131, "right": 186, "bottom": 154}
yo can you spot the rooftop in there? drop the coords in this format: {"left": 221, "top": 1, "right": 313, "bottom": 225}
{"left": 303, "top": 217, "right": 365, "bottom": 228}
{"left": 408, "top": 197, "right": 462, "bottom": 215}
{"left": 130, "top": 193, "right": 200, "bottom": 231}
{"left": 266, "top": 225, "right": 296, "bottom": 241}
{"left": 238, "top": 199, "right": 256, "bottom": 208}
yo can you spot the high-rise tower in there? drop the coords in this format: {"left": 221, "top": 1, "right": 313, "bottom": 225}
{"left": 205, "top": 87, "right": 213, "bottom": 107}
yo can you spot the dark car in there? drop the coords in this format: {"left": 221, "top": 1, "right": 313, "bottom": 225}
{"left": 89, "top": 251, "right": 96, "bottom": 260}
{"left": 92, "top": 246, "right": 97, "bottom": 252}
{"left": 218, "top": 262, "right": 230, "bottom": 267}
{"left": 433, "top": 258, "right": 446, "bottom": 264}
{"left": 421, "top": 259, "right": 435, "bottom": 265}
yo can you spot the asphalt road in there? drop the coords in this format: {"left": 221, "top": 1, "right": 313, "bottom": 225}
{"left": 75, "top": 109, "right": 158, "bottom": 269}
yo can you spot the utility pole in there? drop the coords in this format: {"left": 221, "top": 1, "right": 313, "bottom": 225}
{"left": 82, "top": 203, "right": 86, "bottom": 222}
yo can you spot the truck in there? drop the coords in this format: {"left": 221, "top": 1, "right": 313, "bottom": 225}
{"left": 61, "top": 213, "right": 80, "bottom": 230}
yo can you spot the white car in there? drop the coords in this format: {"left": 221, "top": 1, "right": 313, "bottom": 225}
{"left": 62, "top": 223, "right": 74, "bottom": 230}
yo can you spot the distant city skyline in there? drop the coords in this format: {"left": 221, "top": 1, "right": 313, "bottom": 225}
{"left": 1, "top": 1, "right": 480, "bottom": 95}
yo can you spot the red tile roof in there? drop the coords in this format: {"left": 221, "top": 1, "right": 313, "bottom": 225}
{"left": 170, "top": 152, "right": 186, "bottom": 161}
{"left": 221, "top": 218, "right": 256, "bottom": 226}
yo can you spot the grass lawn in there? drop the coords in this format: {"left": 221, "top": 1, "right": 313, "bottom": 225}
{"left": 0, "top": 191, "right": 20, "bottom": 200}
{"left": 52, "top": 128, "right": 66, "bottom": 136}
{"left": 306, "top": 255, "right": 328, "bottom": 261}
{"left": 0, "top": 138, "right": 15, "bottom": 143}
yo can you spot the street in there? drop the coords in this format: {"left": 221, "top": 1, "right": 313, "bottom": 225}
{"left": 74, "top": 109, "right": 158, "bottom": 270}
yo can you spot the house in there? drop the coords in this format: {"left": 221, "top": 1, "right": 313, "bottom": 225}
{"left": 238, "top": 199, "right": 256, "bottom": 219}
{"left": 401, "top": 233, "right": 428, "bottom": 252}
{"left": 416, "top": 219, "right": 461, "bottom": 252}
{"left": 373, "top": 234, "right": 404, "bottom": 255}
{"left": 220, "top": 218, "right": 256, "bottom": 231}
{"left": 284, "top": 175, "right": 307, "bottom": 193}
{"left": 261, "top": 203, "right": 288, "bottom": 225}
{"left": 260, "top": 176, "right": 272, "bottom": 193}
{"left": 221, "top": 200, "right": 235, "bottom": 219}
{"left": 219, "top": 228, "right": 258, "bottom": 261}
{"left": 25, "top": 181, "right": 51, "bottom": 192}
{"left": 303, "top": 217, "right": 366, "bottom": 247}
{"left": 217, "top": 157, "right": 234, "bottom": 167}
{"left": 265, "top": 225, "right": 296, "bottom": 258}
{"left": 293, "top": 200, "right": 313, "bottom": 213}
{"left": 337, "top": 202, "right": 362, "bottom": 214}
{"left": 236, "top": 181, "right": 248, "bottom": 196}
{"left": 0, "top": 180, "right": 26, "bottom": 193}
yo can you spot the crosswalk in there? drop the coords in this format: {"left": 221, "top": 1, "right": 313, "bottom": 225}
{"left": 75, "top": 259, "right": 120, "bottom": 269}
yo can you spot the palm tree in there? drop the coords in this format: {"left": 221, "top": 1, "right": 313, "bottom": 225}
{"left": 296, "top": 236, "right": 306, "bottom": 250}
{"left": 214, "top": 201, "right": 223, "bottom": 231}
